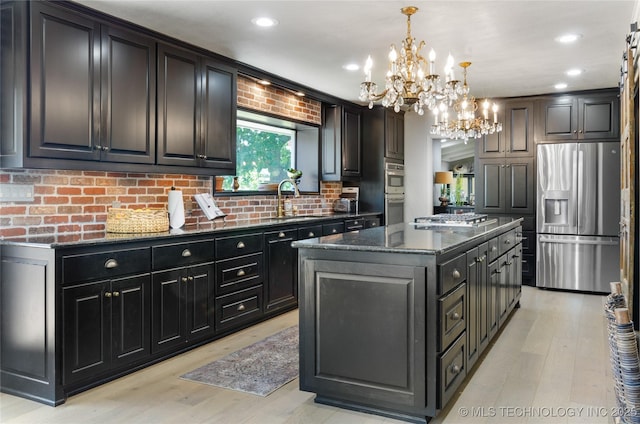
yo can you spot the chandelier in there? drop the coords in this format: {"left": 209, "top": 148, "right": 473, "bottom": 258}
{"left": 359, "top": 6, "right": 466, "bottom": 115}
{"left": 430, "top": 62, "right": 503, "bottom": 141}
{"left": 359, "top": 5, "right": 503, "bottom": 141}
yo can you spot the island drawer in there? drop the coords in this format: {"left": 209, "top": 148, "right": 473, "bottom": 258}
{"left": 215, "top": 233, "right": 263, "bottom": 260}
{"left": 438, "top": 332, "right": 466, "bottom": 408}
{"left": 62, "top": 247, "right": 150, "bottom": 284}
{"left": 344, "top": 218, "right": 365, "bottom": 231}
{"left": 439, "top": 282, "right": 466, "bottom": 351}
{"left": 152, "top": 239, "right": 214, "bottom": 270}
{"left": 438, "top": 253, "right": 467, "bottom": 295}
{"left": 215, "top": 285, "right": 263, "bottom": 332}
{"left": 215, "top": 253, "right": 263, "bottom": 295}
{"left": 298, "top": 225, "right": 323, "bottom": 240}
{"left": 498, "top": 229, "right": 517, "bottom": 256}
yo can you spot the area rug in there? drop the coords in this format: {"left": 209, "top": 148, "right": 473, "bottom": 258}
{"left": 180, "top": 325, "right": 299, "bottom": 396}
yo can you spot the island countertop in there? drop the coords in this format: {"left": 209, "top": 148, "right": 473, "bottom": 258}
{"left": 292, "top": 216, "right": 523, "bottom": 255}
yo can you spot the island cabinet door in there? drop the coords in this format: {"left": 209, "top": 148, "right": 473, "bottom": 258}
{"left": 298, "top": 258, "right": 434, "bottom": 415}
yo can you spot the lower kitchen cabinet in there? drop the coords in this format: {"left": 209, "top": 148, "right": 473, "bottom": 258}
{"left": 62, "top": 273, "right": 151, "bottom": 386}
{"left": 465, "top": 242, "right": 488, "bottom": 371}
{"left": 264, "top": 227, "right": 298, "bottom": 315}
{"left": 151, "top": 262, "right": 215, "bottom": 354}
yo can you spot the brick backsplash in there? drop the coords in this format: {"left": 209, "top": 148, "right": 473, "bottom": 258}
{"left": 0, "top": 169, "right": 342, "bottom": 238}
{"left": 0, "top": 75, "right": 333, "bottom": 238}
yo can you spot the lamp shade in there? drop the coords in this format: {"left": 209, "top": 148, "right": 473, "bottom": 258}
{"left": 434, "top": 171, "right": 455, "bottom": 185}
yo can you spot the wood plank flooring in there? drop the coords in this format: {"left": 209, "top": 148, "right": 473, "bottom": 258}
{"left": 0, "top": 286, "right": 615, "bottom": 423}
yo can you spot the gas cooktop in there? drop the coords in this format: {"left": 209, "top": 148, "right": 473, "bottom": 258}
{"left": 413, "top": 213, "right": 492, "bottom": 227}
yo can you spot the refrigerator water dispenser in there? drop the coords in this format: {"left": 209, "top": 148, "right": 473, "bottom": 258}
{"left": 544, "top": 199, "right": 568, "bottom": 225}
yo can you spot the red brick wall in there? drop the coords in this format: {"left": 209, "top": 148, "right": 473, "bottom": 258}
{"left": 0, "top": 78, "right": 338, "bottom": 239}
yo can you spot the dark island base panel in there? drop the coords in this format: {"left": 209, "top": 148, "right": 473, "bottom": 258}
{"left": 315, "top": 396, "right": 431, "bottom": 424}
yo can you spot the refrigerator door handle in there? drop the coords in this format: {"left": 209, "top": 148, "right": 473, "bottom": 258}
{"left": 538, "top": 236, "right": 619, "bottom": 246}
{"left": 576, "top": 148, "right": 584, "bottom": 232}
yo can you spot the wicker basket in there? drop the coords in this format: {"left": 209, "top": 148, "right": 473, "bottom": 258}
{"left": 106, "top": 208, "right": 169, "bottom": 233}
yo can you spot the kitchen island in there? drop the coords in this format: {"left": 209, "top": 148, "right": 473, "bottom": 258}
{"left": 292, "top": 217, "right": 523, "bottom": 423}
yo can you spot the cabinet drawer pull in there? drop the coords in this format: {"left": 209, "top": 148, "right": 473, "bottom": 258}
{"left": 237, "top": 303, "right": 246, "bottom": 311}
{"left": 237, "top": 269, "right": 246, "bottom": 277}
{"left": 450, "top": 364, "right": 461, "bottom": 375}
{"left": 450, "top": 312, "right": 461, "bottom": 321}
{"left": 494, "top": 269, "right": 502, "bottom": 274}
{"left": 512, "top": 254, "right": 520, "bottom": 258}
{"left": 505, "top": 261, "right": 513, "bottom": 266}
{"left": 181, "top": 249, "right": 192, "bottom": 257}
{"left": 308, "top": 232, "right": 315, "bottom": 237}
{"left": 278, "top": 232, "right": 286, "bottom": 238}
{"left": 112, "top": 291, "right": 120, "bottom": 297}
{"left": 491, "top": 246, "right": 498, "bottom": 252}
{"left": 237, "top": 241, "right": 245, "bottom": 249}
{"left": 105, "top": 292, "right": 112, "bottom": 298}
{"left": 104, "top": 259, "right": 118, "bottom": 269}
{"left": 452, "top": 269, "right": 461, "bottom": 279}
{"left": 181, "top": 277, "right": 189, "bottom": 283}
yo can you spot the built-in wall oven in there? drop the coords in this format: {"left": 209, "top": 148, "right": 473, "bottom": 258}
{"left": 385, "top": 161, "right": 405, "bottom": 194}
{"left": 384, "top": 160, "right": 405, "bottom": 225}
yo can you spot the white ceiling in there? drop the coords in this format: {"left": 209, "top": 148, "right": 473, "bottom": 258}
{"left": 76, "top": 0, "right": 636, "bottom": 104}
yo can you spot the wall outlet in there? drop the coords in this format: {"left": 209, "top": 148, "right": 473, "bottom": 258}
{"left": 0, "top": 184, "right": 35, "bottom": 202}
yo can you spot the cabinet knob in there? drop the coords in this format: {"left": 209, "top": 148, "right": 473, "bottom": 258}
{"left": 332, "top": 229, "right": 337, "bottom": 233}
{"left": 308, "top": 232, "right": 315, "bottom": 238}
{"left": 371, "top": 222, "right": 378, "bottom": 227}
{"left": 237, "top": 303, "right": 246, "bottom": 311}
{"left": 505, "top": 239, "right": 511, "bottom": 245}
{"left": 481, "top": 255, "right": 486, "bottom": 262}
{"left": 105, "top": 292, "right": 112, "bottom": 298}
{"left": 494, "top": 269, "right": 502, "bottom": 274}
{"left": 104, "top": 259, "right": 118, "bottom": 269}
{"left": 450, "top": 364, "right": 461, "bottom": 375}
{"left": 452, "top": 269, "right": 461, "bottom": 279}
{"left": 491, "top": 246, "right": 497, "bottom": 252}
{"left": 181, "top": 277, "right": 189, "bottom": 283}
{"left": 237, "top": 269, "right": 246, "bottom": 277}
{"left": 450, "top": 312, "right": 461, "bottom": 321}
{"left": 505, "top": 261, "right": 513, "bottom": 266}
{"left": 278, "top": 232, "right": 286, "bottom": 238}
{"left": 181, "top": 249, "right": 192, "bottom": 257}
{"left": 112, "top": 291, "right": 120, "bottom": 297}
{"left": 237, "top": 241, "right": 245, "bottom": 249}
{"left": 573, "top": 130, "right": 578, "bottom": 134}
{"left": 102, "top": 146, "right": 109, "bottom": 151}
{"left": 188, "top": 276, "right": 194, "bottom": 281}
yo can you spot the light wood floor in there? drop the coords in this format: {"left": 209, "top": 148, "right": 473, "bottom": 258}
{"left": 1, "top": 286, "right": 615, "bottom": 424}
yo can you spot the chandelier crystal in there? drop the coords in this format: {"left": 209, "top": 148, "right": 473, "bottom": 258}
{"left": 430, "top": 62, "right": 503, "bottom": 141}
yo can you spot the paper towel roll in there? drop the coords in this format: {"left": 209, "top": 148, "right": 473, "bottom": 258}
{"left": 168, "top": 189, "right": 185, "bottom": 229}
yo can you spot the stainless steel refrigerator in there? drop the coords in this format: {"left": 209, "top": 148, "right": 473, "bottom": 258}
{"left": 536, "top": 142, "right": 620, "bottom": 293}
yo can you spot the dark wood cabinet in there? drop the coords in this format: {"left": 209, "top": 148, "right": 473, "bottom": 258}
{"left": 62, "top": 273, "right": 151, "bottom": 386}
{"left": 321, "top": 103, "right": 362, "bottom": 181}
{"left": 29, "top": 3, "right": 156, "bottom": 164}
{"left": 475, "top": 157, "right": 535, "bottom": 215}
{"left": 157, "top": 43, "right": 236, "bottom": 170}
{"left": 478, "top": 99, "right": 534, "bottom": 158}
{"left": 536, "top": 91, "right": 619, "bottom": 141}
{"left": 384, "top": 110, "right": 405, "bottom": 160}
{"left": 465, "top": 242, "right": 488, "bottom": 371}
{"left": 264, "top": 228, "right": 298, "bottom": 314}
{"left": 151, "top": 262, "right": 215, "bottom": 353}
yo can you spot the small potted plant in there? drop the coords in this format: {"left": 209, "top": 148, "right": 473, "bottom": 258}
{"left": 286, "top": 168, "right": 302, "bottom": 180}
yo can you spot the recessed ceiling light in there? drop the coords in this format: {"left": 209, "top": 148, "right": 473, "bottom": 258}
{"left": 554, "top": 83, "right": 568, "bottom": 90}
{"left": 343, "top": 63, "right": 360, "bottom": 71}
{"left": 555, "top": 33, "right": 582, "bottom": 44}
{"left": 566, "top": 68, "right": 583, "bottom": 77}
{"left": 251, "top": 17, "right": 278, "bottom": 27}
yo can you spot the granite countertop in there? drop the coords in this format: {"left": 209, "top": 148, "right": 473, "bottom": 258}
{"left": 2, "top": 212, "right": 381, "bottom": 249}
{"left": 291, "top": 216, "right": 523, "bottom": 255}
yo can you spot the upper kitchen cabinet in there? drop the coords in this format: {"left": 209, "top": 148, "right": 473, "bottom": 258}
{"left": 536, "top": 90, "right": 619, "bottom": 141}
{"left": 157, "top": 43, "right": 236, "bottom": 171}
{"left": 478, "top": 99, "right": 534, "bottom": 158}
{"left": 475, "top": 157, "right": 535, "bottom": 215}
{"left": 385, "top": 110, "right": 405, "bottom": 160}
{"left": 29, "top": 2, "right": 156, "bottom": 164}
{"left": 321, "top": 103, "right": 362, "bottom": 181}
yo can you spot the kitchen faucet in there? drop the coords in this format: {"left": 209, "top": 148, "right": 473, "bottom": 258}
{"left": 277, "top": 178, "right": 300, "bottom": 217}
